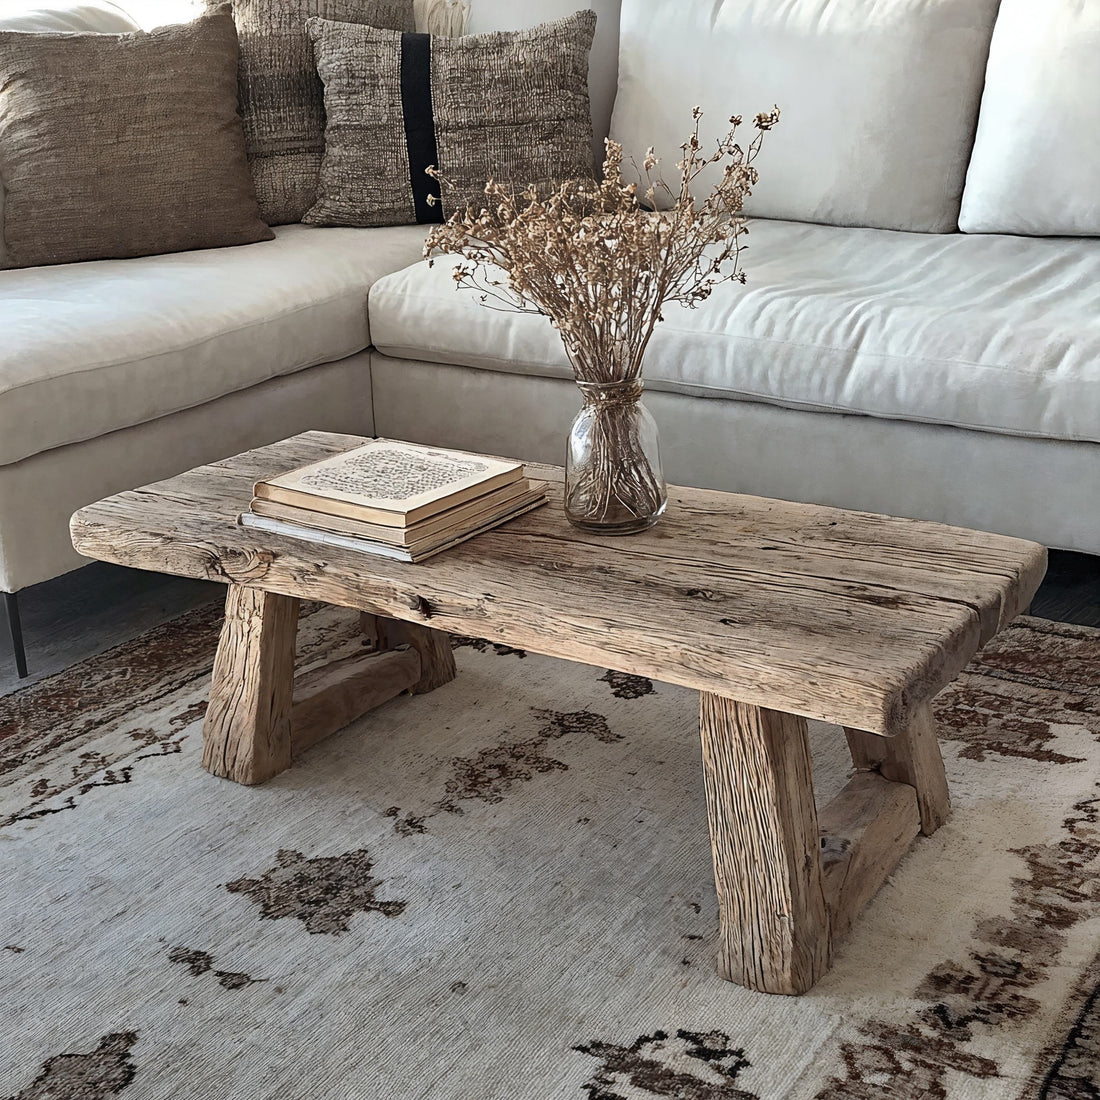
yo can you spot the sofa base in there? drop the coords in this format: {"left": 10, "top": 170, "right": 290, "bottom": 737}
{"left": 4, "top": 592, "right": 27, "bottom": 678}
{"left": 7, "top": 347, "right": 1094, "bottom": 595}
{"left": 370, "top": 353, "right": 1100, "bottom": 555}
{"left": 0, "top": 353, "right": 374, "bottom": 593}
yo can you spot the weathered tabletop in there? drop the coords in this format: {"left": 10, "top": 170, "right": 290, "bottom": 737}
{"left": 71, "top": 430, "right": 1046, "bottom": 738}
{"left": 71, "top": 431, "right": 1048, "bottom": 995}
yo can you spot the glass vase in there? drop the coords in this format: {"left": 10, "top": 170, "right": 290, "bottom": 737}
{"left": 564, "top": 379, "right": 667, "bottom": 535}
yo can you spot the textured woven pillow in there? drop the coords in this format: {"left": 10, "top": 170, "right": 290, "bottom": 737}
{"left": 0, "top": 2, "right": 141, "bottom": 267}
{"left": 0, "top": 9, "right": 273, "bottom": 270}
{"left": 217, "top": 0, "right": 415, "bottom": 225}
{"left": 303, "top": 11, "right": 597, "bottom": 228}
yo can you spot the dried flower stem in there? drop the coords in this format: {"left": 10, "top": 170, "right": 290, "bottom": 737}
{"left": 568, "top": 398, "right": 666, "bottom": 526}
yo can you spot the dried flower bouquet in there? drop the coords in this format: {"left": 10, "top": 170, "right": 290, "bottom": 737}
{"left": 424, "top": 106, "right": 779, "bottom": 532}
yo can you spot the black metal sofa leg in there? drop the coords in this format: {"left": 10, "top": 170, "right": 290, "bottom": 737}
{"left": 4, "top": 592, "right": 28, "bottom": 679}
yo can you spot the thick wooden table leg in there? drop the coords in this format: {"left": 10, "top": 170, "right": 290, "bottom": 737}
{"left": 202, "top": 585, "right": 299, "bottom": 785}
{"left": 364, "top": 615, "right": 456, "bottom": 695}
{"left": 699, "top": 693, "right": 830, "bottom": 995}
{"left": 203, "top": 597, "right": 459, "bottom": 786}
{"left": 845, "top": 702, "right": 951, "bottom": 835}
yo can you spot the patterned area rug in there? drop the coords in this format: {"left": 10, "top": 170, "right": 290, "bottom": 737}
{"left": 1, "top": 604, "right": 1098, "bottom": 1099}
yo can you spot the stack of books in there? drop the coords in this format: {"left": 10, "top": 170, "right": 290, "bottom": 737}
{"left": 238, "top": 439, "right": 547, "bottom": 562}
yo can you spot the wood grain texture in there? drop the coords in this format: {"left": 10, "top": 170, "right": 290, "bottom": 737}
{"left": 291, "top": 648, "right": 422, "bottom": 755}
{"left": 699, "top": 693, "right": 830, "bottom": 995}
{"left": 202, "top": 585, "right": 299, "bottom": 785}
{"left": 818, "top": 772, "right": 921, "bottom": 941}
{"left": 70, "top": 431, "right": 1047, "bottom": 736}
{"left": 845, "top": 704, "right": 951, "bottom": 835}
{"left": 68, "top": 431, "right": 1028, "bottom": 994}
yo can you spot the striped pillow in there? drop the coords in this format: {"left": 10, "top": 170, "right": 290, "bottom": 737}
{"left": 302, "top": 11, "right": 597, "bottom": 228}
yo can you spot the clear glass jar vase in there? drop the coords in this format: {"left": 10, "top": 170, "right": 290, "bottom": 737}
{"left": 564, "top": 379, "right": 668, "bottom": 535}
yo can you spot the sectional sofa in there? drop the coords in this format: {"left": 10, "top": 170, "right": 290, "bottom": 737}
{"left": 1, "top": 0, "right": 1098, "bottom": 676}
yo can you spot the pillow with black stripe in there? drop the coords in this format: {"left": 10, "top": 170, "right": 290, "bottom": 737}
{"left": 302, "top": 10, "right": 597, "bottom": 228}
{"left": 214, "top": 0, "right": 416, "bottom": 226}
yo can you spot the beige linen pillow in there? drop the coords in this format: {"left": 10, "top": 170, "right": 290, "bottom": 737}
{"left": 303, "top": 11, "right": 596, "bottom": 228}
{"left": 217, "top": 0, "right": 416, "bottom": 225}
{"left": 0, "top": 1, "right": 142, "bottom": 266}
{"left": 0, "top": 8, "right": 273, "bottom": 270}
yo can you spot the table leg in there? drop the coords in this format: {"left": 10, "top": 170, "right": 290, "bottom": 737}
{"left": 845, "top": 702, "right": 950, "bottom": 835}
{"left": 699, "top": 693, "right": 830, "bottom": 995}
{"left": 365, "top": 615, "right": 457, "bottom": 694}
{"left": 202, "top": 585, "right": 299, "bottom": 785}
{"left": 202, "top": 593, "right": 459, "bottom": 786}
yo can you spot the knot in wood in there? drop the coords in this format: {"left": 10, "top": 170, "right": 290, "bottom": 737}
{"left": 217, "top": 546, "right": 276, "bottom": 582}
{"left": 407, "top": 594, "right": 432, "bottom": 619}
{"left": 686, "top": 588, "right": 717, "bottom": 601}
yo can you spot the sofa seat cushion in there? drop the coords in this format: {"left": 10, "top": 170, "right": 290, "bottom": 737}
{"left": 370, "top": 219, "right": 1100, "bottom": 445}
{"left": 0, "top": 223, "right": 428, "bottom": 465}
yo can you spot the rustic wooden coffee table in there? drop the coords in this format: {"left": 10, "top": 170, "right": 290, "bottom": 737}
{"left": 71, "top": 431, "right": 1046, "bottom": 995}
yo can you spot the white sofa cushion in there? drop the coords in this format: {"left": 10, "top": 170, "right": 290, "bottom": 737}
{"left": 611, "top": 0, "right": 999, "bottom": 234}
{"left": 0, "top": 3, "right": 137, "bottom": 32}
{"left": 371, "top": 219, "right": 1100, "bottom": 445}
{"left": 0, "top": 224, "right": 428, "bottom": 465}
{"left": 959, "top": 0, "right": 1100, "bottom": 236}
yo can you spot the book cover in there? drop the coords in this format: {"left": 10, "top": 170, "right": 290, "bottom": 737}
{"left": 238, "top": 494, "right": 547, "bottom": 563}
{"left": 249, "top": 479, "right": 540, "bottom": 548}
{"left": 254, "top": 439, "right": 524, "bottom": 528}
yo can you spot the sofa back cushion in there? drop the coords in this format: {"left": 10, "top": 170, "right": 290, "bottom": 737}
{"left": 959, "top": 0, "right": 1100, "bottom": 236}
{"left": 611, "top": 0, "right": 1000, "bottom": 233}
{"left": 0, "top": 3, "right": 138, "bottom": 32}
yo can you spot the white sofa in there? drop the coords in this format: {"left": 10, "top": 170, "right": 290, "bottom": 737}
{"left": 2, "top": 0, "right": 1098, "bottom": 641}
{"left": 369, "top": 0, "right": 1100, "bottom": 559}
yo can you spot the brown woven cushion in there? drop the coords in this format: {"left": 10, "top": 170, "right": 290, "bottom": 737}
{"left": 217, "top": 0, "right": 415, "bottom": 225}
{"left": 0, "top": 9, "right": 273, "bottom": 270}
{"left": 303, "top": 11, "right": 596, "bottom": 228}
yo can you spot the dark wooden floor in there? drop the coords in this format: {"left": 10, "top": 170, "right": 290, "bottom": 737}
{"left": 2, "top": 549, "right": 1098, "bottom": 695}
{"left": 1, "top": 563, "right": 218, "bottom": 695}
{"left": 1029, "top": 550, "right": 1100, "bottom": 627}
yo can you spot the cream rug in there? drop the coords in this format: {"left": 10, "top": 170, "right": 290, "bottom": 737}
{"left": 1, "top": 604, "right": 1098, "bottom": 1099}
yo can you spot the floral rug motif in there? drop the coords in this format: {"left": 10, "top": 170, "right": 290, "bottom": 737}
{"left": 1, "top": 606, "right": 1097, "bottom": 1099}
